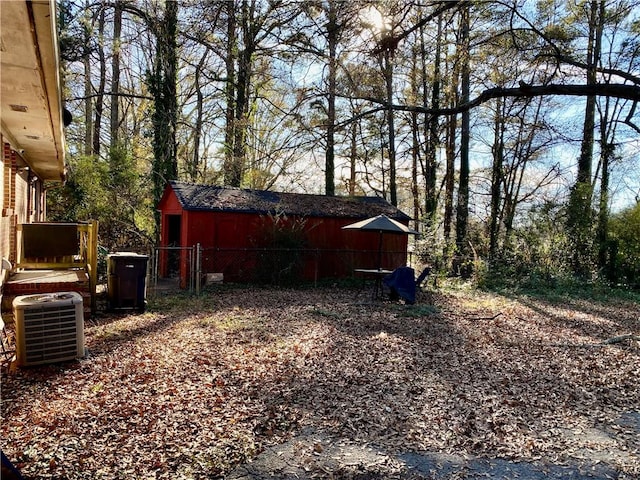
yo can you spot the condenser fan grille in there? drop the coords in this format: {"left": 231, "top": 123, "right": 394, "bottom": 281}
{"left": 13, "top": 292, "right": 85, "bottom": 366}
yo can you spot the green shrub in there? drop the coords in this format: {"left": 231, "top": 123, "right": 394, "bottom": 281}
{"left": 608, "top": 202, "right": 640, "bottom": 286}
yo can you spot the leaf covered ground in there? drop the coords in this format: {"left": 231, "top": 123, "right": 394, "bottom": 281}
{"left": 1, "top": 285, "right": 639, "bottom": 479}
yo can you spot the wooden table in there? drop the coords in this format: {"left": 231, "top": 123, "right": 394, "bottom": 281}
{"left": 354, "top": 268, "right": 393, "bottom": 300}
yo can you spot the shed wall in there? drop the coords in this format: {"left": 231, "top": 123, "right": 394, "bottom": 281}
{"left": 158, "top": 187, "right": 410, "bottom": 284}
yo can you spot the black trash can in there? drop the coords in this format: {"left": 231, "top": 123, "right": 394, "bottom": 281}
{"left": 107, "top": 252, "right": 148, "bottom": 312}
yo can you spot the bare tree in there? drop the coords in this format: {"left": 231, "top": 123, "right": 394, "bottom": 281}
{"left": 93, "top": 5, "right": 106, "bottom": 156}
{"left": 455, "top": 3, "right": 471, "bottom": 254}
{"left": 109, "top": 0, "right": 122, "bottom": 149}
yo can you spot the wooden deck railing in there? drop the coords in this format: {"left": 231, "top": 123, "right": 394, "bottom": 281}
{"left": 15, "top": 220, "right": 99, "bottom": 312}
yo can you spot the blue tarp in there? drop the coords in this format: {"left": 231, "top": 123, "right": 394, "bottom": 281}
{"left": 383, "top": 266, "right": 416, "bottom": 304}
{"left": 1, "top": 450, "right": 24, "bottom": 480}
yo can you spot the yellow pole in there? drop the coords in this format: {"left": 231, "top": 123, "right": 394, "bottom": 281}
{"left": 88, "top": 220, "right": 98, "bottom": 315}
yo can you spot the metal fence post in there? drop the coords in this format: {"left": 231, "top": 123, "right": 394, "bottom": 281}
{"left": 188, "top": 246, "right": 194, "bottom": 293}
{"left": 152, "top": 248, "right": 158, "bottom": 295}
{"left": 196, "top": 243, "right": 202, "bottom": 295}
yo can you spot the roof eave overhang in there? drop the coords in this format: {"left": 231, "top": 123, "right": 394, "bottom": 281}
{"left": 1, "top": 0, "right": 66, "bottom": 182}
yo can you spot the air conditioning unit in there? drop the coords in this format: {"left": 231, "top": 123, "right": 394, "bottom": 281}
{"left": 13, "top": 292, "right": 85, "bottom": 366}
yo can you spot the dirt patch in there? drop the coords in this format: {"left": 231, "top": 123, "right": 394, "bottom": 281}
{"left": 227, "top": 413, "right": 638, "bottom": 479}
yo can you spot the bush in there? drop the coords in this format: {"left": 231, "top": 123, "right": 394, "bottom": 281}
{"left": 482, "top": 202, "right": 574, "bottom": 289}
{"left": 608, "top": 202, "right": 640, "bottom": 287}
{"left": 251, "top": 210, "right": 308, "bottom": 285}
{"left": 48, "top": 146, "right": 155, "bottom": 253}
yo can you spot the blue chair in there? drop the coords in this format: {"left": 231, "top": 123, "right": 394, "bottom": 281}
{"left": 415, "top": 266, "right": 431, "bottom": 290}
{"left": 383, "top": 266, "right": 416, "bottom": 304}
{"left": 1, "top": 450, "right": 24, "bottom": 480}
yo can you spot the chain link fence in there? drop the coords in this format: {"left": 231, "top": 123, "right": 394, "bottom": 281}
{"left": 148, "top": 245, "right": 411, "bottom": 295}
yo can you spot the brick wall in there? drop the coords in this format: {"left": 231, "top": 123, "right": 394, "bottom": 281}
{"left": 3, "top": 283, "right": 92, "bottom": 316}
{"left": 1, "top": 139, "right": 17, "bottom": 265}
{"left": 1, "top": 139, "right": 47, "bottom": 266}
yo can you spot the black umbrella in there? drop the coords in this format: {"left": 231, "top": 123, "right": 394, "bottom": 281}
{"left": 342, "top": 214, "right": 419, "bottom": 270}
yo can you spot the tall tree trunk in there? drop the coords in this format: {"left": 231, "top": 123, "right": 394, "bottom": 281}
{"left": 348, "top": 120, "right": 357, "bottom": 196}
{"left": 225, "top": 0, "right": 255, "bottom": 187}
{"left": 230, "top": 48, "right": 250, "bottom": 187}
{"left": 567, "top": 0, "right": 604, "bottom": 277}
{"left": 425, "top": 16, "right": 442, "bottom": 228}
{"left": 596, "top": 89, "right": 617, "bottom": 279}
{"left": 409, "top": 39, "right": 421, "bottom": 231}
{"left": 597, "top": 135, "right": 612, "bottom": 276}
{"left": 83, "top": 0, "right": 93, "bottom": 156}
{"left": 410, "top": 111, "right": 421, "bottom": 231}
{"left": 442, "top": 20, "right": 458, "bottom": 246}
{"left": 151, "top": 0, "right": 178, "bottom": 230}
{"left": 109, "top": 0, "right": 122, "bottom": 149}
{"left": 384, "top": 48, "right": 397, "bottom": 206}
{"left": 411, "top": 107, "right": 420, "bottom": 229}
{"left": 93, "top": 7, "right": 106, "bottom": 156}
{"left": 191, "top": 51, "right": 207, "bottom": 182}
{"left": 325, "top": 0, "right": 338, "bottom": 196}
{"left": 488, "top": 97, "right": 504, "bottom": 262}
{"left": 455, "top": 4, "right": 470, "bottom": 254}
{"left": 443, "top": 110, "right": 457, "bottom": 242}
{"left": 224, "top": 0, "right": 236, "bottom": 185}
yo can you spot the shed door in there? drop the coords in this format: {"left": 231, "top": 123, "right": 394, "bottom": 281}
{"left": 167, "top": 215, "right": 181, "bottom": 246}
{"left": 167, "top": 214, "right": 181, "bottom": 276}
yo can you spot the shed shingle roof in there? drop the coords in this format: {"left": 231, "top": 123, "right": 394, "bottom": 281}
{"left": 168, "top": 181, "right": 411, "bottom": 221}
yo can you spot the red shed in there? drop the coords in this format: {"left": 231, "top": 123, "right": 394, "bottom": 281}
{"left": 157, "top": 181, "right": 414, "bottom": 285}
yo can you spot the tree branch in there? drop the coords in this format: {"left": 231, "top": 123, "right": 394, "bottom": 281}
{"left": 338, "top": 83, "right": 640, "bottom": 127}
{"left": 624, "top": 100, "right": 640, "bottom": 134}
{"left": 538, "top": 53, "right": 640, "bottom": 85}
{"left": 71, "top": 92, "right": 153, "bottom": 101}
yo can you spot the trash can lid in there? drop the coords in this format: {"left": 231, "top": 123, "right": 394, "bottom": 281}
{"left": 108, "top": 252, "right": 148, "bottom": 258}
